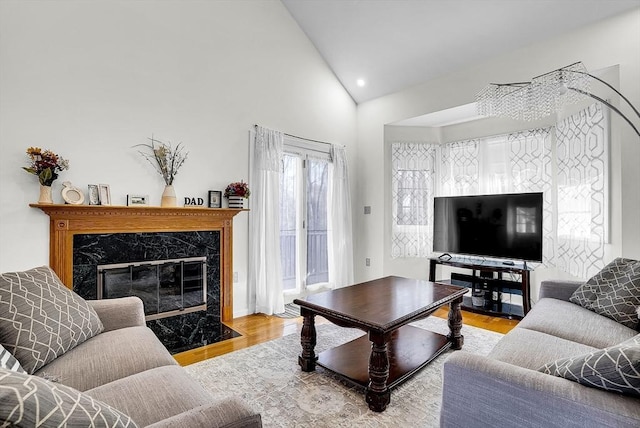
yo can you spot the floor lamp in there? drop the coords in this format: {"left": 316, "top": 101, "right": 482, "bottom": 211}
{"left": 476, "top": 62, "right": 640, "bottom": 138}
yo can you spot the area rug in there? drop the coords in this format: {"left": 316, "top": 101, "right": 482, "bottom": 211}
{"left": 185, "top": 317, "right": 503, "bottom": 427}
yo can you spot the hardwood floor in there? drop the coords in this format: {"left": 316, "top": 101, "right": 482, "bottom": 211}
{"left": 173, "top": 308, "right": 518, "bottom": 366}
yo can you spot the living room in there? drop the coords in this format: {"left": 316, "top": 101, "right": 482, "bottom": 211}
{"left": 1, "top": 1, "right": 639, "bottom": 427}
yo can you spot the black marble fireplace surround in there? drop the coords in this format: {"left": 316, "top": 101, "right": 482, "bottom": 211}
{"left": 73, "top": 231, "right": 239, "bottom": 354}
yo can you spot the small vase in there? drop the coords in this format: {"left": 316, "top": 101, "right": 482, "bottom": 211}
{"left": 38, "top": 184, "right": 54, "bottom": 204}
{"left": 161, "top": 184, "right": 177, "bottom": 207}
{"left": 227, "top": 195, "right": 244, "bottom": 209}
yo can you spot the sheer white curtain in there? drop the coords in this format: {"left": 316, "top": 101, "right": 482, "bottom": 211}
{"left": 437, "top": 130, "right": 554, "bottom": 266}
{"left": 439, "top": 140, "right": 480, "bottom": 196}
{"left": 555, "top": 103, "right": 608, "bottom": 278}
{"left": 249, "top": 126, "right": 285, "bottom": 315}
{"left": 328, "top": 144, "right": 354, "bottom": 288}
{"left": 505, "top": 129, "right": 555, "bottom": 266}
{"left": 391, "top": 142, "right": 437, "bottom": 258}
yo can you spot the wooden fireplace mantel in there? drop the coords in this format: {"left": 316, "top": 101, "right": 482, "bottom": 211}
{"left": 30, "top": 204, "right": 246, "bottom": 321}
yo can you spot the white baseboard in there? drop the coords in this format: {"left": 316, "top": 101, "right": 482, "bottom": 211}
{"left": 233, "top": 308, "right": 252, "bottom": 318}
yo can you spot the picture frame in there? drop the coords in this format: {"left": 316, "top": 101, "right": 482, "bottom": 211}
{"left": 127, "top": 194, "right": 149, "bottom": 206}
{"left": 61, "top": 182, "right": 85, "bottom": 205}
{"left": 208, "top": 190, "right": 222, "bottom": 208}
{"left": 98, "top": 184, "right": 111, "bottom": 206}
{"left": 88, "top": 184, "right": 100, "bottom": 205}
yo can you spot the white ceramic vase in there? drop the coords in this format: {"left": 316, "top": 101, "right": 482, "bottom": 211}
{"left": 38, "top": 184, "right": 54, "bottom": 204}
{"left": 161, "top": 184, "right": 177, "bottom": 207}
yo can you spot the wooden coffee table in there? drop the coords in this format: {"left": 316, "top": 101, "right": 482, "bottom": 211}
{"left": 294, "top": 276, "right": 467, "bottom": 412}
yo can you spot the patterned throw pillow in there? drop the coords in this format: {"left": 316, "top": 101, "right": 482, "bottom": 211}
{"left": 0, "top": 344, "right": 25, "bottom": 373}
{"left": 0, "top": 266, "right": 104, "bottom": 374}
{"left": 539, "top": 334, "right": 640, "bottom": 396}
{"left": 0, "top": 367, "right": 138, "bottom": 427}
{"left": 570, "top": 258, "right": 640, "bottom": 329}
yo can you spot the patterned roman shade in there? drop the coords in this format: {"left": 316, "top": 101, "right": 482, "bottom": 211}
{"left": 539, "top": 334, "right": 640, "bottom": 397}
{"left": 0, "top": 367, "right": 138, "bottom": 427}
{"left": 570, "top": 258, "right": 640, "bottom": 330}
{"left": 0, "top": 266, "right": 104, "bottom": 373}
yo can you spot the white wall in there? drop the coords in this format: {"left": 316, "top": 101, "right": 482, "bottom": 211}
{"left": 2, "top": 2, "right": 638, "bottom": 315}
{"left": 355, "top": 8, "right": 640, "bottom": 300}
{"left": 0, "top": 0, "right": 356, "bottom": 317}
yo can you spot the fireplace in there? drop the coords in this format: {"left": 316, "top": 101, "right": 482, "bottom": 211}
{"left": 72, "top": 230, "right": 237, "bottom": 354}
{"left": 97, "top": 256, "right": 207, "bottom": 321}
{"left": 29, "top": 204, "right": 244, "bottom": 355}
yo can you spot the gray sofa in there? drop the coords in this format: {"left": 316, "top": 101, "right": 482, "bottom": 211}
{"left": 440, "top": 280, "right": 640, "bottom": 428}
{"left": 3, "top": 296, "right": 262, "bottom": 428}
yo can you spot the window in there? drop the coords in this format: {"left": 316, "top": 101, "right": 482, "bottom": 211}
{"left": 391, "top": 142, "right": 436, "bottom": 258}
{"left": 279, "top": 138, "right": 331, "bottom": 296}
{"left": 279, "top": 154, "right": 299, "bottom": 291}
{"left": 396, "top": 170, "right": 429, "bottom": 226}
{"left": 555, "top": 103, "right": 609, "bottom": 277}
{"left": 557, "top": 184, "right": 591, "bottom": 238}
{"left": 305, "top": 157, "right": 329, "bottom": 286}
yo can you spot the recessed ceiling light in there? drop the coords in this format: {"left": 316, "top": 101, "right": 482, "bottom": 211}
{"left": 356, "top": 79, "right": 366, "bottom": 87}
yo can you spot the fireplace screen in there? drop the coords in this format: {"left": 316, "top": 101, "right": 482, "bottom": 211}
{"left": 97, "top": 257, "right": 207, "bottom": 321}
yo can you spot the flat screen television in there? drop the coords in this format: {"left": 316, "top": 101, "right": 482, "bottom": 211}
{"left": 433, "top": 192, "right": 543, "bottom": 262}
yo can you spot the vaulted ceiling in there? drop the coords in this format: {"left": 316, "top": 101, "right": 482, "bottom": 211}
{"left": 282, "top": 0, "right": 640, "bottom": 104}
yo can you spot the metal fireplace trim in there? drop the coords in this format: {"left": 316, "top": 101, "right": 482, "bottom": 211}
{"left": 97, "top": 256, "right": 207, "bottom": 321}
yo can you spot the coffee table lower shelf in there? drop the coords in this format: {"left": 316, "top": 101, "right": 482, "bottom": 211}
{"left": 316, "top": 324, "right": 450, "bottom": 389}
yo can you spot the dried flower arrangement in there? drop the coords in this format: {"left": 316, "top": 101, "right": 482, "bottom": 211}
{"left": 224, "top": 181, "right": 251, "bottom": 198}
{"left": 23, "top": 147, "right": 69, "bottom": 186}
{"left": 135, "top": 136, "right": 188, "bottom": 185}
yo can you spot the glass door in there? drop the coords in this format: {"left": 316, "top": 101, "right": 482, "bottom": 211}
{"left": 279, "top": 153, "right": 330, "bottom": 302}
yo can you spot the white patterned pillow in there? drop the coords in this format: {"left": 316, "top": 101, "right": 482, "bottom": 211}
{"left": 0, "top": 367, "right": 138, "bottom": 427}
{"left": 0, "top": 266, "right": 104, "bottom": 374}
{"left": 0, "top": 344, "right": 25, "bottom": 373}
{"left": 570, "top": 258, "right": 640, "bottom": 330}
{"left": 539, "top": 334, "right": 640, "bottom": 397}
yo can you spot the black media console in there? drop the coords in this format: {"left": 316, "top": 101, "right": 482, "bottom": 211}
{"left": 428, "top": 256, "right": 532, "bottom": 319}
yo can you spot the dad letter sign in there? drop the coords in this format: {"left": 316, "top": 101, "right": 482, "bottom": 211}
{"left": 184, "top": 197, "right": 205, "bottom": 207}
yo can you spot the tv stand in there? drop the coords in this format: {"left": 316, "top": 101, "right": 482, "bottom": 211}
{"left": 428, "top": 256, "right": 532, "bottom": 319}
